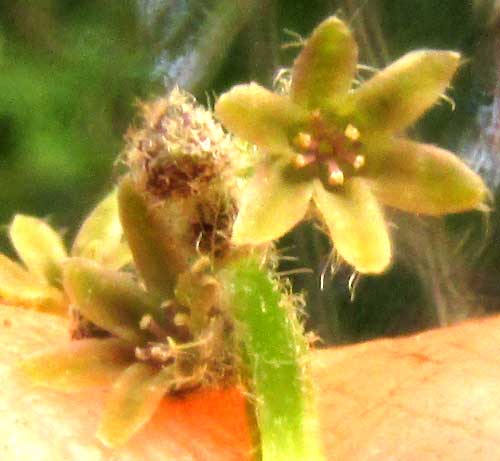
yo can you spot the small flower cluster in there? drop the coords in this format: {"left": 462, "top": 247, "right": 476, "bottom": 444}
{"left": 19, "top": 89, "right": 251, "bottom": 448}
{"left": 3, "top": 15, "right": 488, "bottom": 459}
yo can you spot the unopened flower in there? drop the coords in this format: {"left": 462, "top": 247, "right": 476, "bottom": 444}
{"left": 0, "top": 215, "right": 67, "bottom": 314}
{"left": 0, "top": 192, "right": 130, "bottom": 314}
{"left": 215, "top": 16, "right": 487, "bottom": 273}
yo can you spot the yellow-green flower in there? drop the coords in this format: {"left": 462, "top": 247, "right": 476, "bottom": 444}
{"left": 21, "top": 257, "right": 203, "bottom": 448}
{"left": 0, "top": 191, "right": 131, "bottom": 314}
{"left": 215, "top": 16, "right": 487, "bottom": 274}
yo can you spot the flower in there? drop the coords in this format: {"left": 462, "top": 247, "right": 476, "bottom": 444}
{"left": 215, "top": 16, "right": 487, "bottom": 274}
{"left": 0, "top": 215, "right": 67, "bottom": 314}
{"left": 21, "top": 254, "right": 232, "bottom": 447}
{"left": 0, "top": 192, "right": 130, "bottom": 314}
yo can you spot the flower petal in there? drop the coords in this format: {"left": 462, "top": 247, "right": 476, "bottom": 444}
{"left": 72, "top": 189, "right": 132, "bottom": 270}
{"left": 20, "top": 338, "right": 134, "bottom": 391}
{"left": 313, "top": 178, "right": 391, "bottom": 274}
{"left": 291, "top": 16, "right": 358, "bottom": 109}
{"left": 97, "top": 363, "right": 174, "bottom": 447}
{"left": 232, "top": 160, "right": 313, "bottom": 245}
{"left": 0, "top": 254, "right": 66, "bottom": 314}
{"left": 361, "top": 137, "right": 488, "bottom": 215}
{"left": 215, "top": 83, "right": 307, "bottom": 152}
{"left": 347, "top": 50, "right": 460, "bottom": 133}
{"left": 63, "top": 258, "right": 163, "bottom": 344}
{"left": 9, "top": 215, "right": 67, "bottom": 286}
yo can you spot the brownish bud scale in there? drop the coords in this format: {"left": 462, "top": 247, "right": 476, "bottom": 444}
{"left": 122, "top": 88, "right": 249, "bottom": 275}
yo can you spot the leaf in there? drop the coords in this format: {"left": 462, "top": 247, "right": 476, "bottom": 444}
{"left": 215, "top": 83, "right": 307, "bottom": 152}
{"left": 97, "top": 363, "right": 174, "bottom": 447}
{"left": 20, "top": 338, "right": 134, "bottom": 391}
{"left": 231, "top": 159, "right": 314, "bottom": 245}
{"left": 313, "top": 178, "right": 391, "bottom": 274}
{"left": 63, "top": 258, "right": 163, "bottom": 344}
{"left": 291, "top": 16, "right": 358, "bottom": 110}
{"left": 9, "top": 215, "right": 67, "bottom": 286}
{"left": 72, "top": 189, "right": 132, "bottom": 270}
{"left": 0, "top": 254, "right": 66, "bottom": 314}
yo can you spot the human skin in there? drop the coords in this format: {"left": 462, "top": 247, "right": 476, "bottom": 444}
{"left": 1, "top": 303, "right": 500, "bottom": 460}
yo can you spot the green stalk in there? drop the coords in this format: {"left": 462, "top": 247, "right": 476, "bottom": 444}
{"left": 221, "top": 258, "right": 325, "bottom": 461}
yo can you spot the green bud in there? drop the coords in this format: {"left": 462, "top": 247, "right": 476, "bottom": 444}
{"left": 63, "top": 258, "right": 163, "bottom": 344}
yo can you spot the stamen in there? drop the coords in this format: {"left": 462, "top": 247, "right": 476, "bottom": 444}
{"left": 339, "top": 149, "right": 366, "bottom": 170}
{"left": 327, "top": 160, "right": 344, "bottom": 186}
{"left": 344, "top": 124, "right": 360, "bottom": 141}
{"left": 151, "top": 345, "right": 172, "bottom": 362}
{"left": 293, "top": 153, "right": 316, "bottom": 168}
{"left": 293, "top": 132, "right": 312, "bottom": 150}
{"left": 135, "top": 347, "right": 151, "bottom": 361}
{"left": 140, "top": 314, "right": 168, "bottom": 339}
{"left": 353, "top": 154, "right": 365, "bottom": 169}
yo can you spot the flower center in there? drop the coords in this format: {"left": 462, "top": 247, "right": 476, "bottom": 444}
{"left": 291, "top": 111, "right": 365, "bottom": 186}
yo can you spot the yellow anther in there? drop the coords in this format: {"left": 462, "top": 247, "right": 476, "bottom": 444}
{"left": 293, "top": 132, "right": 312, "bottom": 150}
{"left": 293, "top": 154, "right": 307, "bottom": 168}
{"left": 328, "top": 169, "right": 344, "bottom": 186}
{"left": 344, "top": 124, "right": 360, "bottom": 141}
{"left": 151, "top": 346, "right": 171, "bottom": 362}
{"left": 139, "top": 314, "right": 153, "bottom": 330}
{"left": 353, "top": 154, "right": 365, "bottom": 169}
{"left": 293, "top": 153, "right": 315, "bottom": 168}
{"left": 327, "top": 159, "right": 344, "bottom": 186}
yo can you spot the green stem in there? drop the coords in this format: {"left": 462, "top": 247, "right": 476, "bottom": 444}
{"left": 221, "top": 258, "right": 325, "bottom": 461}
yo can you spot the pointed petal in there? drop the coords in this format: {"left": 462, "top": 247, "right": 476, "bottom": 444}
{"left": 347, "top": 50, "right": 460, "bottom": 133}
{"left": 232, "top": 160, "right": 313, "bottom": 245}
{"left": 313, "top": 179, "right": 391, "bottom": 274}
{"left": 361, "top": 137, "right": 488, "bottom": 215}
{"left": 97, "top": 363, "right": 174, "bottom": 447}
{"left": 9, "top": 215, "right": 67, "bottom": 286}
{"left": 20, "top": 338, "right": 134, "bottom": 391}
{"left": 72, "top": 189, "right": 132, "bottom": 270}
{"left": 215, "top": 83, "right": 307, "bottom": 152}
{"left": 0, "top": 254, "right": 66, "bottom": 314}
{"left": 291, "top": 16, "right": 358, "bottom": 109}
{"left": 63, "top": 258, "right": 163, "bottom": 344}
{"left": 118, "top": 176, "right": 190, "bottom": 298}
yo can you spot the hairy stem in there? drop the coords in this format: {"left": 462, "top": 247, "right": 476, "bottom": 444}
{"left": 221, "top": 258, "right": 325, "bottom": 461}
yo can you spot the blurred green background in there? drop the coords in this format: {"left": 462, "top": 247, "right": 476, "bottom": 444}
{"left": 1, "top": 0, "right": 499, "bottom": 345}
